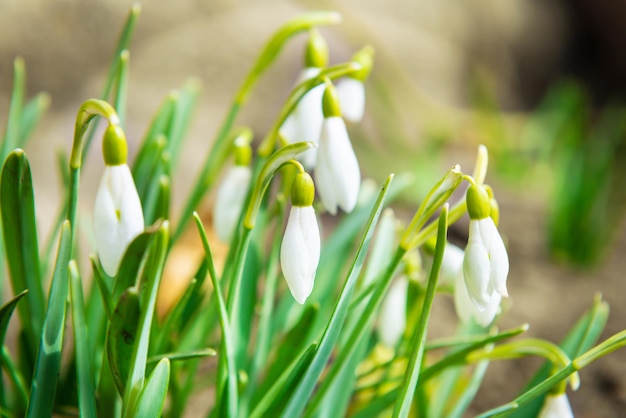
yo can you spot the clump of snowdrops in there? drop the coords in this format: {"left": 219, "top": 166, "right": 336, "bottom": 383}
{"left": 0, "top": 5, "right": 625, "bottom": 418}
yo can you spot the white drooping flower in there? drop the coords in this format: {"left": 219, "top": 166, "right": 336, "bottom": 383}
{"left": 454, "top": 267, "right": 502, "bottom": 327}
{"left": 279, "top": 67, "right": 324, "bottom": 168}
{"left": 538, "top": 393, "right": 574, "bottom": 418}
{"left": 336, "top": 77, "right": 365, "bottom": 123}
{"left": 213, "top": 165, "right": 252, "bottom": 243}
{"left": 94, "top": 125, "right": 144, "bottom": 276}
{"left": 279, "top": 30, "right": 329, "bottom": 169}
{"left": 336, "top": 46, "right": 373, "bottom": 123}
{"left": 280, "top": 172, "right": 321, "bottom": 304}
{"left": 377, "top": 276, "right": 408, "bottom": 348}
{"left": 315, "top": 84, "right": 361, "bottom": 215}
{"left": 462, "top": 184, "right": 509, "bottom": 311}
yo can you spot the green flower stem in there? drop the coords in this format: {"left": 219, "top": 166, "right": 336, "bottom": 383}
{"left": 174, "top": 12, "right": 340, "bottom": 242}
{"left": 113, "top": 50, "right": 130, "bottom": 127}
{"left": 573, "top": 329, "right": 626, "bottom": 369}
{"left": 413, "top": 198, "right": 467, "bottom": 248}
{"left": 257, "top": 62, "right": 362, "bottom": 157}
{"left": 473, "top": 144, "right": 488, "bottom": 186}
{"left": 235, "top": 11, "right": 341, "bottom": 106}
{"left": 68, "top": 99, "right": 120, "bottom": 246}
{"left": 400, "top": 166, "right": 462, "bottom": 250}
{"left": 467, "top": 338, "right": 579, "bottom": 390}
{"left": 392, "top": 204, "right": 448, "bottom": 418}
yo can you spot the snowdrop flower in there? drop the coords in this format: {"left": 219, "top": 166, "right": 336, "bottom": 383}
{"left": 336, "top": 46, "right": 374, "bottom": 123}
{"left": 315, "top": 83, "right": 361, "bottom": 214}
{"left": 462, "top": 184, "right": 509, "bottom": 311}
{"left": 280, "top": 171, "right": 320, "bottom": 304}
{"left": 213, "top": 140, "right": 252, "bottom": 243}
{"left": 279, "top": 29, "right": 328, "bottom": 168}
{"left": 454, "top": 267, "right": 502, "bottom": 326}
{"left": 94, "top": 124, "right": 144, "bottom": 276}
{"left": 538, "top": 393, "right": 574, "bottom": 418}
{"left": 377, "top": 275, "right": 408, "bottom": 348}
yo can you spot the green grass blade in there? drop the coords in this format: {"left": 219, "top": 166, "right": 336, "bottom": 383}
{"left": 146, "top": 348, "right": 216, "bottom": 366}
{"left": 1, "top": 345, "right": 29, "bottom": 411}
{"left": 393, "top": 206, "right": 448, "bottom": 418}
{"left": 122, "top": 222, "right": 169, "bottom": 417}
{"left": 68, "top": 260, "right": 97, "bottom": 418}
{"left": 25, "top": 220, "right": 72, "bottom": 418}
{"left": 166, "top": 78, "right": 201, "bottom": 168}
{"left": 1, "top": 150, "right": 45, "bottom": 355}
{"left": 281, "top": 174, "right": 394, "bottom": 417}
{"left": 1, "top": 57, "right": 25, "bottom": 161}
{"left": 112, "top": 229, "right": 158, "bottom": 304}
{"left": 18, "top": 92, "right": 50, "bottom": 149}
{"left": 132, "top": 358, "right": 170, "bottom": 418}
{"left": 0, "top": 290, "right": 28, "bottom": 347}
{"left": 113, "top": 50, "right": 130, "bottom": 127}
{"left": 194, "top": 213, "right": 238, "bottom": 418}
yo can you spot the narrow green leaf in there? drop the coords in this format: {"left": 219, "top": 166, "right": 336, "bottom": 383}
{"left": 249, "top": 343, "right": 318, "bottom": 418}
{"left": 147, "top": 348, "right": 216, "bottom": 366}
{"left": 281, "top": 174, "right": 394, "bottom": 417}
{"left": 0, "top": 150, "right": 45, "bottom": 352}
{"left": 69, "top": 260, "right": 97, "bottom": 418}
{"left": 166, "top": 78, "right": 201, "bottom": 167}
{"left": 122, "top": 222, "right": 168, "bottom": 417}
{"left": 194, "top": 213, "right": 238, "bottom": 418}
{"left": 113, "top": 50, "right": 130, "bottom": 126}
{"left": 393, "top": 206, "right": 449, "bottom": 418}
{"left": 1, "top": 345, "right": 29, "bottom": 410}
{"left": 18, "top": 92, "right": 50, "bottom": 149}
{"left": 107, "top": 287, "right": 141, "bottom": 395}
{"left": 25, "top": 220, "right": 72, "bottom": 418}
{"left": 112, "top": 228, "right": 158, "bottom": 304}
{"left": 132, "top": 358, "right": 170, "bottom": 418}
{"left": 0, "top": 290, "right": 28, "bottom": 347}
{"left": 1, "top": 57, "right": 25, "bottom": 160}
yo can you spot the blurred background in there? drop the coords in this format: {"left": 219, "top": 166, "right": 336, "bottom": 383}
{"left": 1, "top": 0, "right": 625, "bottom": 416}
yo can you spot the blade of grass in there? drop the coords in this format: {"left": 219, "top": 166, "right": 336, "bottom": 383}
{"left": 131, "top": 358, "right": 170, "bottom": 418}
{"left": 25, "top": 220, "right": 72, "bottom": 418}
{"left": 1, "top": 57, "right": 25, "bottom": 160}
{"left": 281, "top": 174, "right": 394, "bottom": 417}
{"left": 68, "top": 260, "right": 97, "bottom": 418}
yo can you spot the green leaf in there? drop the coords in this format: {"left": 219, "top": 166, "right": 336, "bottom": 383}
{"left": 1, "top": 57, "right": 25, "bottom": 160}
{"left": 17, "top": 92, "right": 50, "bottom": 149}
{"left": 249, "top": 343, "right": 317, "bottom": 418}
{"left": 393, "top": 206, "right": 449, "bottom": 418}
{"left": 113, "top": 50, "right": 130, "bottom": 126}
{"left": 107, "top": 287, "right": 141, "bottom": 395}
{"left": 146, "top": 348, "right": 216, "bottom": 366}
{"left": 112, "top": 228, "right": 158, "bottom": 304}
{"left": 25, "top": 220, "right": 72, "bottom": 418}
{"left": 69, "top": 260, "right": 97, "bottom": 418}
{"left": 0, "top": 150, "right": 45, "bottom": 353}
{"left": 281, "top": 174, "right": 394, "bottom": 417}
{"left": 166, "top": 78, "right": 201, "bottom": 168}
{"left": 0, "top": 290, "right": 28, "bottom": 348}
{"left": 194, "top": 213, "right": 238, "bottom": 418}
{"left": 132, "top": 358, "right": 170, "bottom": 418}
{"left": 122, "top": 222, "right": 169, "bottom": 417}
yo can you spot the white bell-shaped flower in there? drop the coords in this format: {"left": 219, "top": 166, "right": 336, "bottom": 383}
{"left": 315, "top": 84, "right": 361, "bottom": 215}
{"left": 336, "top": 77, "right": 365, "bottom": 123}
{"left": 213, "top": 165, "right": 252, "bottom": 243}
{"left": 279, "top": 30, "right": 329, "bottom": 169}
{"left": 280, "top": 172, "right": 321, "bottom": 304}
{"left": 538, "top": 393, "right": 574, "bottom": 418}
{"left": 462, "top": 184, "right": 509, "bottom": 311}
{"left": 377, "top": 276, "right": 408, "bottom": 348}
{"left": 94, "top": 124, "right": 144, "bottom": 276}
{"left": 454, "top": 268, "right": 501, "bottom": 326}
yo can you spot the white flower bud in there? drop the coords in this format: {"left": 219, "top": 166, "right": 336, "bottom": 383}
{"left": 336, "top": 77, "right": 365, "bottom": 123}
{"left": 213, "top": 165, "right": 252, "bottom": 243}
{"left": 315, "top": 117, "right": 361, "bottom": 214}
{"left": 377, "top": 276, "right": 408, "bottom": 348}
{"left": 94, "top": 164, "right": 144, "bottom": 276}
{"left": 280, "top": 206, "right": 321, "bottom": 304}
{"left": 538, "top": 393, "right": 574, "bottom": 418}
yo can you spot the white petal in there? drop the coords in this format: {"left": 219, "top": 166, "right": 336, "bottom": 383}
{"left": 538, "top": 393, "right": 574, "bottom": 418}
{"left": 280, "top": 68, "right": 324, "bottom": 169}
{"left": 438, "top": 243, "right": 465, "bottom": 286}
{"left": 213, "top": 166, "right": 252, "bottom": 243}
{"left": 336, "top": 77, "right": 365, "bottom": 122}
{"left": 480, "top": 218, "right": 510, "bottom": 297}
{"left": 315, "top": 117, "right": 360, "bottom": 214}
{"left": 377, "top": 276, "right": 408, "bottom": 348}
{"left": 463, "top": 220, "right": 492, "bottom": 310}
{"left": 454, "top": 270, "right": 501, "bottom": 327}
{"left": 280, "top": 206, "right": 320, "bottom": 304}
{"left": 94, "top": 165, "right": 144, "bottom": 276}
